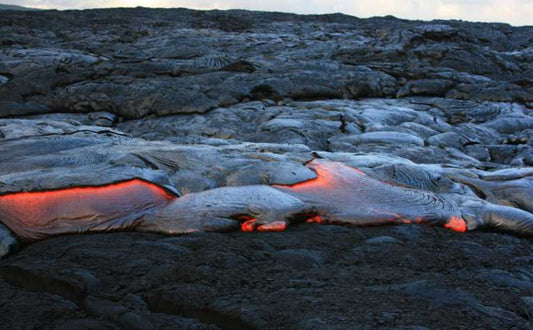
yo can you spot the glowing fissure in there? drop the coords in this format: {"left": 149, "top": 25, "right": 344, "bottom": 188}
{"left": 0, "top": 179, "right": 175, "bottom": 240}
{"left": 0, "top": 179, "right": 176, "bottom": 202}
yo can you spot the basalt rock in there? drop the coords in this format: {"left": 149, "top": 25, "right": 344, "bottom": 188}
{"left": 1, "top": 9, "right": 532, "bottom": 118}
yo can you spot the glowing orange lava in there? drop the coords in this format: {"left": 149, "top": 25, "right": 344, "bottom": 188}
{"left": 306, "top": 215, "right": 325, "bottom": 224}
{"left": 275, "top": 160, "right": 464, "bottom": 232}
{"left": 238, "top": 215, "right": 287, "bottom": 232}
{"left": 276, "top": 162, "right": 365, "bottom": 191}
{"left": 241, "top": 218, "right": 257, "bottom": 232}
{"left": 257, "top": 221, "right": 287, "bottom": 232}
{"left": 0, "top": 179, "right": 175, "bottom": 235}
{"left": 444, "top": 216, "right": 467, "bottom": 233}
{"left": 0, "top": 159, "right": 469, "bottom": 241}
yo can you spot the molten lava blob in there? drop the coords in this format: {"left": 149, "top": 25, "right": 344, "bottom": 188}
{"left": 275, "top": 160, "right": 462, "bottom": 231}
{"left": 444, "top": 216, "right": 468, "bottom": 233}
{"left": 238, "top": 215, "right": 287, "bottom": 233}
{"left": 0, "top": 179, "right": 175, "bottom": 241}
{"left": 257, "top": 221, "right": 287, "bottom": 232}
{"left": 306, "top": 215, "right": 325, "bottom": 224}
{"left": 240, "top": 218, "right": 258, "bottom": 232}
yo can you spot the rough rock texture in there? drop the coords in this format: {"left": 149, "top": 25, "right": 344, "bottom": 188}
{"left": 0, "top": 8, "right": 532, "bottom": 328}
{"left": 1, "top": 8, "right": 533, "bottom": 119}
{"left": 1, "top": 227, "right": 532, "bottom": 329}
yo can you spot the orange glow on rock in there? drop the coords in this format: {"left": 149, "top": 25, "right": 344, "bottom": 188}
{"left": 306, "top": 215, "right": 325, "bottom": 224}
{"left": 0, "top": 179, "right": 175, "bottom": 240}
{"left": 275, "top": 159, "right": 460, "bottom": 230}
{"left": 444, "top": 216, "right": 467, "bottom": 233}
{"left": 0, "top": 159, "right": 469, "bottom": 241}
{"left": 257, "top": 221, "right": 287, "bottom": 232}
{"left": 241, "top": 218, "right": 257, "bottom": 232}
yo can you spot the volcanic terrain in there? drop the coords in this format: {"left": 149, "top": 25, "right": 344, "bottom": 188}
{"left": 0, "top": 7, "right": 533, "bottom": 329}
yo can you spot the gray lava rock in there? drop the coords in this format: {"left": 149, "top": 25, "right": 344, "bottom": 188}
{"left": 1, "top": 8, "right": 531, "bottom": 118}
{"left": 0, "top": 224, "right": 19, "bottom": 258}
{"left": 365, "top": 236, "right": 403, "bottom": 245}
{"left": 397, "top": 79, "right": 455, "bottom": 97}
{"left": 475, "top": 269, "right": 533, "bottom": 291}
{"left": 345, "top": 68, "right": 398, "bottom": 98}
{"left": 0, "top": 75, "right": 9, "bottom": 85}
{"left": 273, "top": 249, "right": 326, "bottom": 270}
{"left": 521, "top": 297, "right": 533, "bottom": 319}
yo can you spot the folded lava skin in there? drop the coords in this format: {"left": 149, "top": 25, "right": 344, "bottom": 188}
{"left": 3, "top": 159, "right": 531, "bottom": 243}
{"left": 274, "top": 161, "right": 460, "bottom": 227}
{"left": 0, "top": 179, "right": 174, "bottom": 241}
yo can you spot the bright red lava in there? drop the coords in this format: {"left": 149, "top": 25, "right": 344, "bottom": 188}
{"left": 240, "top": 218, "right": 258, "bottom": 232}
{"left": 0, "top": 161, "right": 469, "bottom": 238}
{"left": 0, "top": 179, "right": 175, "bottom": 228}
{"left": 444, "top": 216, "right": 468, "bottom": 233}
{"left": 276, "top": 161, "right": 468, "bottom": 233}
{"left": 239, "top": 216, "right": 287, "bottom": 233}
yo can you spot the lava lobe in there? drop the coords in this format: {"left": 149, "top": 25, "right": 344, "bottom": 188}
{"left": 0, "top": 179, "right": 174, "bottom": 241}
{"left": 274, "top": 160, "right": 466, "bottom": 231}
{"left": 0, "top": 160, "right": 469, "bottom": 242}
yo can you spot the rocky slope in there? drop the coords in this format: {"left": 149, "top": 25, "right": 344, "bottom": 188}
{"left": 0, "top": 8, "right": 532, "bottom": 329}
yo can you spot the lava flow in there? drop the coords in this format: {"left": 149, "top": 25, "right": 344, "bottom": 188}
{"left": 444, "top": 216, "right": 468, "bottom": 233}
{"left": 0, "top": 179, "right": 175, "bottom": 240}
{"left": 237, "top": 216, "right": 288, "bottom": 233}
{"left": 0, "top": 160, "right": 468, "bottom": 241}
{"left": 275, "top": 160, "right": 467, "bottom": 233}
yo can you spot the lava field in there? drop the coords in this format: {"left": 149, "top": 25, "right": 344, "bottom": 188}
{"left": 0, "top": 7, "right": 533, "bottom": 329}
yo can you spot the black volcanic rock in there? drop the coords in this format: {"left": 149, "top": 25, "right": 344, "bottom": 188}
{"left": 0, "top": 8, "right": 532, "bottom": 119}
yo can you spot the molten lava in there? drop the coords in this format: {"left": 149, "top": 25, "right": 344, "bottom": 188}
{"left": 0, "top": 179, "right": 175, "bottom": 240}
{"left": 0, "top": 160, "right": 468, "bottom": 241}
{"left": 444, "top": 216, "right": 468, "bottom": 233}
{"left": 238, "top": 216, "right": 287, "bottom": 232}
{"left": 306, "top": 215, "right": 325, "bottom": 224}
{"left": 257, "top": 221, "right": 287, "bottom": 232}
{"left": 277, "top": 162, "right": 366, "bottom": 192}
{"left": 240, "top": 217, "right": 258, "bottom": 232}
{"left": 276, "top": 160, "right": 465, "bottom": 233}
